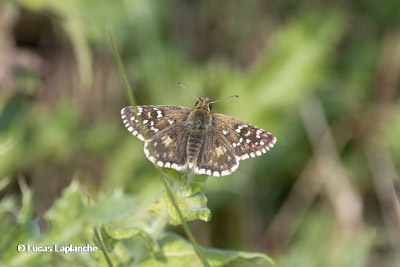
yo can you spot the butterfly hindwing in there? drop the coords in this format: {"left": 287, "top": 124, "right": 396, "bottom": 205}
{"left": 121, "top": 105, "right": 191, "bottom": 141}
{"left": 195, "top": 130, "right": 239, "bottom": 177}
{"left": 213, "top": 114, "right": 277, "bottom": 160}
{"left": 144, "top": 125, "right": 190, "bottom": 171}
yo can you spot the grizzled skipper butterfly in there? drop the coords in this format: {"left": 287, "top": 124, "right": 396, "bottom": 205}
{"left": 121, "top": 83, "right": 276, "bottom": 177}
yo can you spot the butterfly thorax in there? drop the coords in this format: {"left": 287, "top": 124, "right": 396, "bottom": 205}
{"left": 187, "top": 97, "right": 213, "bottom": 129}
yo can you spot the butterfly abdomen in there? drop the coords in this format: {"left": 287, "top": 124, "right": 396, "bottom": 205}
{"left": 187, "top": 131, "right": 204, "bottom": 167}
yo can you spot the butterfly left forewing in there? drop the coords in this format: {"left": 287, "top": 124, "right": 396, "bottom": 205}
{"left": 213, "top": 114, "right": 277, "bottom": 160}
{"left": 121, "top": 105, "right": 191, "bottom": 141}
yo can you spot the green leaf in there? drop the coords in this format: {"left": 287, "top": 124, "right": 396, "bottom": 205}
{"left": 137, "top": 233, "right": 274, "bottom": 267}
{"left": 162, "top": 168, "right": 181, "bottom": 180}
{"left": 161, "top": 169, "right": 208, "bottom": 196}
{"left": 45, "top": 180, "right": 87, "bottom": 236}
{"left": 17, "top": 179, "right": 33, "bottom": 224}
{"left": 88, "top": 190, "right": 136, "bottom": 224}
{"left": 104, "top": 222, "right": 161, "bottom": 255}
{"left": 148, "top": 191, "right": 210, "bottom": 225}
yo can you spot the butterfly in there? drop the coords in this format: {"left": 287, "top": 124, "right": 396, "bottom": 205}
{"left": 121, "top": 88, "right": 276, "bottom": 177}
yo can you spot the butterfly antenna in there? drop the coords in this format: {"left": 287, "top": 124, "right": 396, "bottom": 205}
{"left": 177, "top": 82, "right": 199, "bottom": 101}
{"left": 210, "top": 94, "right": 239, "bottom": 104}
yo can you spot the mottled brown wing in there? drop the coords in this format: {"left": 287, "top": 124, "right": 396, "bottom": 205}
{"left": 121, "top": 105, "right": 191, "bottom": 141}
{"left": 194, "top": 130, "right": 239, "bottom": 177}
{"left": 143, "top": 124, "right": 191, "bottom": 171}
{"left": 212, "top": 113, "right": 277, "bottom": 160}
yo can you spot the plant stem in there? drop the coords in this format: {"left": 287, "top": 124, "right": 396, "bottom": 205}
{"left": 159, "top": 172, "right": 210, "bottom": 267}
{"left": 94, "top": 227, "right": 113, "bottom": 267}
{"left": 106, "top": 25, "right": 136, "bottom": 107}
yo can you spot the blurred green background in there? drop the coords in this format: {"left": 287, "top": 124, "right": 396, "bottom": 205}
{"left": 1, "top": 0, "right": 400, "bottom": 266}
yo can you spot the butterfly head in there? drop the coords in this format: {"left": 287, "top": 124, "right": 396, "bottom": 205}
{"left": 177, "top": 82, "right": 238, "bottom": 113}
{"left": 195, "top": 97, "right": 213, "bottom": 111}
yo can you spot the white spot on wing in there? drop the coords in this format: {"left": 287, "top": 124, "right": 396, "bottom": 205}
{"left": 241, "top": 154, "right": 249, "bottom": 160}
{"left": 157, "top": 161, "right": 164, "bottom": 167}
{"left": 221, "top": 170, "right": 230, "bottom": 176}
{"left": 194, "top": 167, "right": 206, "bottom": 175}
{"left": 230, "top": 162, "right": 239, "bottom": 172}
{"left": 144, "top": 144, "right": 149, "bottom": 156}
{"left": 171, "top": 163, "right": 187, "bottom": 171}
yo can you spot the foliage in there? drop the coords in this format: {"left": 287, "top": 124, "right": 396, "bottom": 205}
{"left": 0, "top": 178, "right": 273, "bottom": 266}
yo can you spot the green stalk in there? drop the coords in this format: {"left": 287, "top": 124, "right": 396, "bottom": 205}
{"left": 106, "top": 25, "right": 136, "bottom": 107}
{"left": 159, "top": 171, "right": 210, "bottom": 267}
{"left": 94, "top": 227, "right": 113, "bottom": 267}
